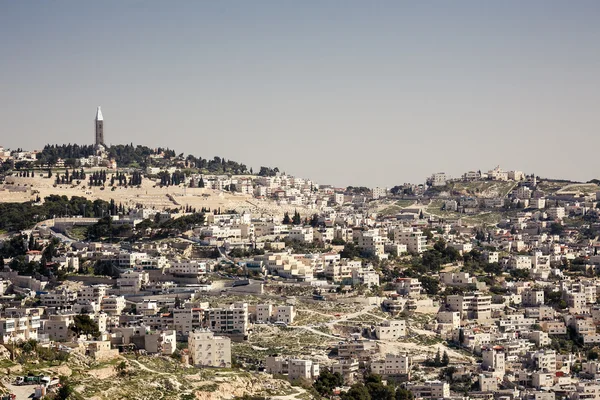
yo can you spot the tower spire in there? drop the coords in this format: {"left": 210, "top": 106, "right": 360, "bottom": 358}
{"left": 95, "top": 106, "right": 104, "bottom": 146}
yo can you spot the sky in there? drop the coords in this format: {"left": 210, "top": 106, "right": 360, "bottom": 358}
{"left": 1, "top": 1, "right": 599, "bottom": 187}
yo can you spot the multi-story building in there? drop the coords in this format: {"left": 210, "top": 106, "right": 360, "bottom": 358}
{"left": 338, "top": 340, "right": 378, "bottom": 362}
{"left": 172, "top": 307, "right": 205, "bottom": 335}
{"left": 547, "top": 207, "right": 565, "bottom": 220}
{"left": 573, "top": 382, "right": 600, "bottom": 400}
{"left": 357, "top": 230, "right": 384, "bottom": 257}
{"left": 265, "top": 356, "right": 320, "bottom": 381}
{"left": 255, "top": 304, "right": 296, "bottom": 324}
{"left": 168, "top": 260, "right": 207, "bottom": 276}
{"left": 288, "top": 227, "right": 314, "bottom": 243}
{"left": 101, "top": 296, "right": 126, "bottom": 316}
{"left": 406, "top": 381, "right": 450, "bottom": 399}
{"left": 43, "top": 313, "right": 75, "bottom": 341}
{"left": 205, "top": 303, "right": 249, "bottom": 336}
{"left": 530, "top": 349, "right": 557, "bottom": 373}
{"left": 393, "top": 228, "right": 427, "bottom": 254}
{"left": 396, "top": 278, "right": 422, "bottom": 297}
{"left": 370, "top": 353, "right": 411, "bottom": 377}
{"left": 374, "top": 320, "right": 406, "bottom": 340}
{"left": 78, "top": 284, "right": 109, "bottom": 305}
{"left": 446, "top": 292, "right": 492, "bottom": 320}
{"left": 482, "top": 346, "right": 506, "bottom": 378}
{"left": 522, "top": 289, "right": 545, "bottom": 306}
{"left": 351, "top": 266, "right": 380, "bottom": 288}
{"left": 40, "top": 289, "right": 77, "bottom": 307}
{"left": 116, "top": 270, "right": 149, "bottom": 292}
{"left": 188, "top": 329, "right": 231, "bottom": 368}
{"left": 332, "top": 359, "right": 360, "bottom": 384}
{"left": 0, "top": 314, "right": 40, "bottom": 343}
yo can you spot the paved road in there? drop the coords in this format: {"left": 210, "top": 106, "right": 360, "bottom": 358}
{"left": 4, "top": 381, "right": 35, "bottom": 400}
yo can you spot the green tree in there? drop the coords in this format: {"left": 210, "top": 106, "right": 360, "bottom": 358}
{"left": 434, "top": 348, "right": 442, "bottom": 367}
{"left": 442, "top": 350, "right": 450, "bottom": 366}
{"left": 396, "top": 389, "right": 414, "bottom": 400}
{"left": 282, "top": 212, "right": 291, "bottom": 225}
{"left": 70, "top": 314, "right": 100, "bottom": 338}
{"left": 292, "top": 210, "right": 301, "bottom": 225}
{"left": 313, "top": 368, "right": 343, "bottom": 396}
{"left": 55, "top": 376, "right": 75, "bottom": 400}
{"left": 420, "top": 276, "right": 440, "bottom": 296}
{"left": 342, "top": 383, "right": 371, "bottom": 400}
{"left": 365, "top": 374, "right": 395, "bottom": 400}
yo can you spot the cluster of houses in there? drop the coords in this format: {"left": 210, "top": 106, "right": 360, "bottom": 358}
{"left": 2, "top": 156, "right": 600, "bottom": 400}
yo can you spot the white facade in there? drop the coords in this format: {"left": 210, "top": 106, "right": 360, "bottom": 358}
{"left": 188, "top": 329, "right": 231, "bottom": 368}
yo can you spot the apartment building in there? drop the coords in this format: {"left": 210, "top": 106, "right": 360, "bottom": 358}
{"left": 357, "top": 230, "right": 384, "bottom": 257}
{"left": 530, "top": 349, "right": 557, "bottom": 373}
{"left": 172, "top": 307, "right": 205, "bottom": 335}
{"left": 255, "top": 304, "right": 296, "bottom": 324}
{"left": 573, "top": 382, "right": 600, "bottom": 400}
{"left": 101, "top": 296, "right": 126, "bottom": 315}
{"left": 188, "top": 329, "right": 231, "bottom": 368}
{"left": 393, "top": 228, "right": 427, "bottom": 254}
{"left": 0, "top": 314, "right": 40, "bottom": 343}
{"left": 396, "top": 278, "right": 422, "bottom": 297}
{"left": 206, "top": 303, "right": 249, "bottom": 336}
{"left": 370, "top": 353, "right": 411, "bottom": 377}
{"left": 446, "top": 292, "right": 492, "bottom": 320}
{"left": 522, "top": 290, "right": 545, "bottom": 306}
{"left": 374, "top": 320, "right": 406, "bottom": 340}
{"left": 168, "top": 260, "right": 207, "bottom": 276}
{"left": 40, "top": 289, "right": 77, "bottom": 307}
{"left": 338, "top": 340, "right": 378, "bottom": 362}
{"left": 406, "top": 381, "right": 450, "bottom": 399}
{"left": 43, "top": 313, "right": 75, "bottom": 341}
{"left": 254, "top": 253, "right": 314, "bottom": 281}
{"left": 547, "top": 207, "right": 565, "bottom": 220}
{"left": 482, "top": 346, "right": 506, "bottom": 378}
{"left": 116, "top": 270, "right": 149, "bottom": 292}
{"left": 265, "top": 356, "right": 320, "bottom": 381}
{"left": 78, "top": 284, "right": 109, "bottom": 305}
{"left": 288, "top": 227, "right": 314, "bottom": 243}
{"left": 332, "top": 359, "right": 360, "bottom": 384}
{"left": 439, "top": 272, "right": 476, "bottom": 287}
{"left": 351, "top": 266, "right": 380, "bottom": 288}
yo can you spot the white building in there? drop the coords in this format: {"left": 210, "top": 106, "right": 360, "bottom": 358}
{"left": 168, "top": 260, "right": 207, "bottom": 276}
{"left": 188, "top": 329, "right": 231, "bottom": 368}
{"left": 371, "top": 353, "right": 411, "bottom": 376}
{"left": 375, "top": 320, "right": 406, "bottom": 340}
{"left": 393, "top": 228, "right": 427, "bottom": 254}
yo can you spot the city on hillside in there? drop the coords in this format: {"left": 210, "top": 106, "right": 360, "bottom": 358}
{"left": 0, "top": 107, "right": 599, "bottom": 399}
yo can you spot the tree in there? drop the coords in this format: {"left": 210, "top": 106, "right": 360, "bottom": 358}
{"left": 116, "top": 361, "right": 128, "bottom": 376}
{"left": 396, "top": 389, "right": 414, "bottom": 400}
{"left": 70, "top": 314, "right": 100, "bottom": 338}
{"left": 292, "top": 210, "right": 301, "bottom": 225}
{"left": 282, "top": 212, "right": 291, "bottom": 225}
{"left": 309, "top": 214, "right": 319, "bottom": 227}
{"left": 341, "top": 383, "right": 371, "bottom": 400}
{"left": 434, "top": 348, "right": 442, "bottom": 367}
{"left": 420, "top": 276, "right": 440, "bottom": 296}
{"left": 442, "top": 350, "right": 449, "bottom": 366}
{"left": 365, "top": 374, "right": 395, "bottom": 400}
{"left": 313, "top": 368, "right": 343, "bottom": 396}
{"left": 55, "top": 377, "right": 75, "bottom": 400}
{"left": 550, "top": 223, "right": 564, "bottom": 235}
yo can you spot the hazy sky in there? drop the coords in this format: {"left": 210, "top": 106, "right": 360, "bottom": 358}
{"left": 1, "top": 1, "right": 599, "bottom": 187}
